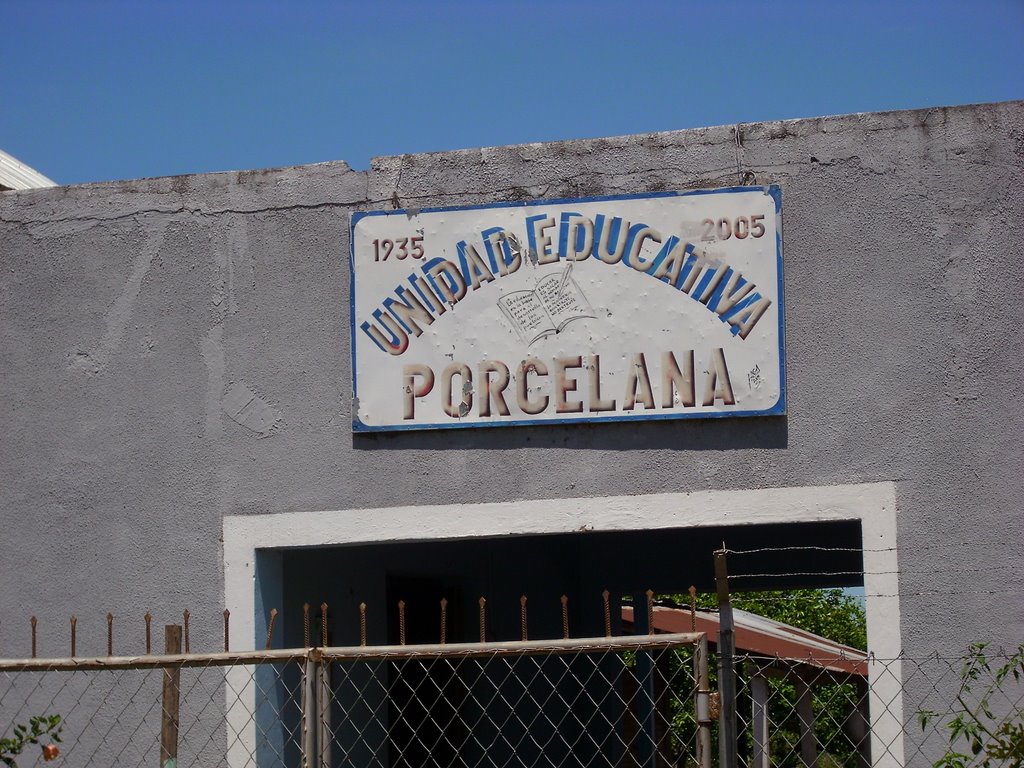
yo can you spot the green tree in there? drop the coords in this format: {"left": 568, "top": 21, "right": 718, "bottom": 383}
{"left": 677, "top": 588, "right": 867, "bottom": 767}
{"left": 694, "top": 588, "right": 867, "bottom": 650}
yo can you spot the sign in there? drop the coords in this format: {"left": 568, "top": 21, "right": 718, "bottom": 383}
{"left": 350, "top": 187, "right": 784, "bottom": 431}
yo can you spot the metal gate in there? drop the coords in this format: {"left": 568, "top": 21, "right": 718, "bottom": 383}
{"left": 0, "top": 633, "right": 711, "bottom": 768}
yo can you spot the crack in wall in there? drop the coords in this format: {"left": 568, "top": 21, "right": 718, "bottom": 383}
{"left": 1, "top": 201, "right": 364, "bottom": 228}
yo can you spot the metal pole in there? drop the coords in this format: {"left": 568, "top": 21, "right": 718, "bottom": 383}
{"left": 318, "top": 661, "right": 332, "bottom": 768}
{"left": 715, "top": 547, "right": 739, "bottom": 768}
{"left": 301, "top": 652, "right": 318, "bottom": 768}
{"left": 633, "top": 592, "right": 657, "bottom": 768}
{"left": 751, "top": 672, "right": 770, "bottom": 768}
{"left": 695, "top": 633, "right": 713, "bottom": 768}
{"left": 794, "top": 671, "right": 819, "bottom": 768}
{"left": 851, "top": 676, "right": 871, "bottom": 768}
{"left": 0, "top": 632, "right": 704, "bottom": 671}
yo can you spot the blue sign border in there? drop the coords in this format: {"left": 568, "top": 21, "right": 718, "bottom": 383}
{"left": 349, "top": 186, "right": 786, "bottom": 432}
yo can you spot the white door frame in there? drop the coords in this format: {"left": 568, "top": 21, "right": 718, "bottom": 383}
{"left": 223, "top": 481, "right": 903, "bottom": 767}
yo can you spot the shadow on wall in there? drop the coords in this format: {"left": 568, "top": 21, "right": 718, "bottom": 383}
{"left": 352, "top": 414, "right": 787, "bottom": 452}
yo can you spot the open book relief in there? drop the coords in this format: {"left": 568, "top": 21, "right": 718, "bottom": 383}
{"left": 497, "top": 266, "right": 596, "bottom": 345}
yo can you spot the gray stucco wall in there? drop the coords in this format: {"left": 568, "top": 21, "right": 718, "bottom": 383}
{"left": 1, "top": 102, "right": 1022, "bottom": 665}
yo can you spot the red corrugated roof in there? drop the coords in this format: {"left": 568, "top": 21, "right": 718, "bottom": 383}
{"left": 622, "top": 605, "right": 867, "bottom": 677}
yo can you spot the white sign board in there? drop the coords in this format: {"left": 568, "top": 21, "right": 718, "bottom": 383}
{"left": 350, "top": 187, "right": 784, "bottom": 431}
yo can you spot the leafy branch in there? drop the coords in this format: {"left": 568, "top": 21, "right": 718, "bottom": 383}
{"left": 0, "top": 713, "right": 63, "bottom": 767}
{"left": 919, "top": 643, "right": 1024, "bottom": 768}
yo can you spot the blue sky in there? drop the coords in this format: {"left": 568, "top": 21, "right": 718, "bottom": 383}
{"left": 2, "top": 0, "right": 1022, "bottom": 186}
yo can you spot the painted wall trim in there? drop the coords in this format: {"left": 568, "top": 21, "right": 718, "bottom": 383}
{"left": 223, "top": 481, "right": 903, "bottom": 766}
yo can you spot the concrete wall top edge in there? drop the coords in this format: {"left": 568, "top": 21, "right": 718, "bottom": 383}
{"left": 367, "top": 99, "right": 1024, "bottom": 168}
{"left": 1, "top": 99, "right": 1019, "bottom": 209}
{"left": 0, "top": 158, "right": 362, "bottom": 214}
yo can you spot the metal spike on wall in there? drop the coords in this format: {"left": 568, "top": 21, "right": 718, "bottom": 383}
{"left": 520, "top": 595, "right": 528, "bottom": 641}
{"left": 265, "top": 608, "right": 278, "bottom": 650}
{"left": 689, "top": 585, "right": 698, "bottom": 632}
{"left": 398, "top": 600, "right": 406, "bottom": 646}
{"left": 359, "top": 603, "right": 367, "bottom": 647}
{"left": 440, "top": 598, "right": 447, "bottom": 645}
{"left": 320, "top": 603, "right": 329, "bottom": 647}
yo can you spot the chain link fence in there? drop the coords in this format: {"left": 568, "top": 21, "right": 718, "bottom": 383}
{"left": 732, "top": 649, "right": 1024, "bottom": 768}
{"left": 736, "top": 653, "right": 872, "bottom": 768}
{"left": 0, "top": 651, "right": 308, "bottom": 767}
{"left": 3, "top": 641, "right": 1022, "bottom": 767}
{"left": 0, "top": 633, "right": 710, "bottom": 768}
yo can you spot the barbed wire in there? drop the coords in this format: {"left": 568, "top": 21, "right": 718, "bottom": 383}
{"left": 725, "top": 545, "right": 864, "bottom": 554}
{"left": 679, "top": 593, "right": 1024, "bottom": 606}
{"left": 717, "top": 588, "right": 1023, "bottom": 600}
{"left": 728, "top": 563, "right": 1021, "bottom": 579}
{"left": 729, "top": 570, "right": 871, "bottom": 579}
{"left": 725, "top": 540, "right": 1021, "bottom": 555}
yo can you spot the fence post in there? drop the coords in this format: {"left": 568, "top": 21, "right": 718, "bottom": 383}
{"left": 318, "top": 659, "right": 332, "bottom": 767}
{"left": 695, "top": 633, "right": 713, "bottom": 768}
{"left": 301, "top": 650, "right": 318, "bottom": 768}
{"left": 160, "top": 624, "right": 181, "bottom": 768}
{"left": 794, "top": 671, "right": 819, "bottom": 768}
{"left": 715, "top": 547, "right": 739, "bottom": 768}
{"left": 632, "top": 591, "right": 658, "bottom": 768}
{"left": 851, "top": 676, "right": 871, "bottom": 768}
{"left": 750, "top": 668, "right": 769, "bottom": 768}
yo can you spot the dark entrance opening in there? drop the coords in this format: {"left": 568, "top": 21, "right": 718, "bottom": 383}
{"left": 276, "top": 518, "right": 863, "bottom": 648}
{"left": 385, "top": 573, "right": 465, "bottom": 767}
{"left": 262, "top": 518, "right": 865, "bottom": 767}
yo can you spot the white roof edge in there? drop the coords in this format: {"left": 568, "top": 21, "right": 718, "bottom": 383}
{"left": 0, "top": 149, "right": 57, "bottom": 190}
